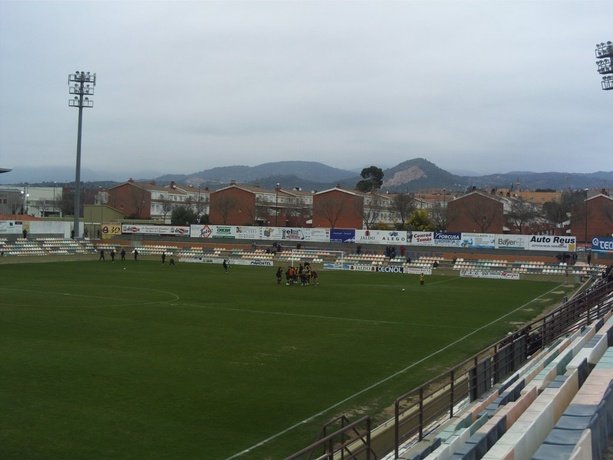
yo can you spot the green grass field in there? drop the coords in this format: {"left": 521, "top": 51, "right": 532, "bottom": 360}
{"left": 0, "top": 260, "right": 574, "bottom": 459}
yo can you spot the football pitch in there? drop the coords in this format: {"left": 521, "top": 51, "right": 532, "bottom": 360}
{"left": 0, "top": 260, "right": 573, "bottom": 459}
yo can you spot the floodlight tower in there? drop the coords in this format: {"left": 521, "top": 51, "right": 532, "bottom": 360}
{"left": 595, "top": 41, "right": 613, "bottom": 91}
{"left": 68, "top": 71, "right": 96, "bottom": 238}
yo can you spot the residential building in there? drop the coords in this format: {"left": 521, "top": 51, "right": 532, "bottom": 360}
{"left": 447, "top": 191, "right": 505, "bottom": 233}
{"left": 570, "top": 193, "right": 613, "bottom": 243}
{"left": 0, "top": 185, "right": 63, "bottom": 217}
{"left": 312, "top": 187, "right": 364, "bottom": 229}
{"left": 208, "top": 183, "right": 311, "bottom": 227}
{"left": 107, "top": 180, "right": 209, "bottom": 223}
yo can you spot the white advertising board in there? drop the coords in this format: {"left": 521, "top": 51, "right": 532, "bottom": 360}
{"left": 409, "top": 231, "right": 434, "bottom": 246}
{"left": 460, "top": 233, "right": 497, "bottom": 249}
{"left": 190, "top": 225, "right": 236, "bottom": 239}
{"left": 0, "top": 221, "right": 22, "bottom": 234}
{"left": 527, "top": 235, "right": 576, "bottom": 252}
{"left": 460, "top": 269, "right": 520, "bottom": 280}
{"left": 354, "top": 230, "right": 410, "bottom": 245}
{"left": 495, "top": 235, "right": 529, "bottom": 250}
{"left": 122, "top": 224, "right": 189, "bottom": 236}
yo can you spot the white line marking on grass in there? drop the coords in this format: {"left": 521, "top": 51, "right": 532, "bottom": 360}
{"left": 224, "top": 282, "right": 564, "bottom": 460}
{"left": 0, "top": 286, "right": 181, "bottom": 307}
{"left": 177, "top": 302, "right": 471, "bottom": 330}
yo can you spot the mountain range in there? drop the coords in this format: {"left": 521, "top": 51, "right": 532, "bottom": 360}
{"left": 2, "top": 159, "right": 612, "bottom": 192}
{"left": 155, "top": 158, "right": 613, "bottom": 192}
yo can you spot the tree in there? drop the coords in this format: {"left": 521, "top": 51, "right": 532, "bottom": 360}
{"left": 459, "top": 197, "right": 500, "bottom": 232}
{"left": 392, "top": 193, "right": 416, "bottom": 230}
{"left": 429, "top": 202, "right": 448, "bottom": 231}
{"left": 542, "top": 190, "right": 586, "bottom": 229}
{"left": 130, "top": 186, "right": 149, "bottom": 218}
{"left": 317, "top": 198, "right": 345, "bottom": 228}
{"left": 284, "top": 196, "right": 310, "bottom": 227}
{"left": 171, "top": 206, "right": 197, "bottom": 225}
{"left": 355, "top": 166, "right": 384, "bottom": 192}
{"left": 507, "top": 197, "right": 538, "bottom": 234}
{"left": 542, "top": 200, "right": 567, "bottom": 227}
{"left": 408, "top": 209, "right": 433, "bottom": 231}
{"left": 60, "top": 188, "right": 74, "bottom": 216}
{"left": 160, "top": 198, "right": 173, "bottom": 223}
{"left": 211, "top": 195, "right": 238, "bottom": 224}
{"left": 363, "top": 193, "right": 384, "bottom": 229}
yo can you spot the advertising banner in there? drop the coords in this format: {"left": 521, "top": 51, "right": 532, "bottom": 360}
{"left": 28, "top": 221, "right": 71, "bottom": 237}
{"left": 310, "top": 228, "right": 331, "bottom": 243}
{"left": 403, "top": 266, "right": 433, "bottom": 275}
{"left": 190, "top": 225, "right": 236, "bottom": 239}
{"left": 527, "top": 235, "right": 576, "bottom": 252}
{"left": 122, "top": 224, "right": 189, "bottom": 236}
{"left": 231, "top": 259, "right": 274, "bottom": 267}
{"left": 0, "top": 221, "right": 22, "bottom": 234}
{"left": 354, "top": 230, "right": 409, "bottom": 245}
{"left": 592, "top": 237, "right": 613, "bottom": 253}
{"left": 460, "top": 233, "right": 496, "bottom": 249}
{"left": 330, "top": 228, "right": 355, "bottom": 243}
{"left": 349, "top": 264, "right": 376, "bottom": 272}
{"left": 344, "top": 265, "right": 433, "bottom": 275}
{"left": 460, "top": 269, "right": 520, "bottom": 280}
{"left": 277, "top": 227, "right": 331, "bottom": 242}
{"left": 233, "top": 226, "right": 262, "bottom": 240}
{"left": 323, "top": 262, "right": 349, "bottom": 270}
{"left": 101, "top": 224, "right": 122, "bottom": 239}
{"left": 433, "top": 231, "right": 462, "bottom": 247}
{"left": 409, "top": 231, "right": 434, "bottom": 246}
{"left": 496, "top": 235, "right": 529, "bottom": 250}
{"left": 258, "top": 226, "right": 285, "bottom": 241}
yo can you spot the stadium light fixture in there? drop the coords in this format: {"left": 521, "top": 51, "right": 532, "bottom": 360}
{"left": 595, "top": 41, "right": 613, "bottom": 91}
{"left": 68, "top": 71, "right": 96, "bottom": 238}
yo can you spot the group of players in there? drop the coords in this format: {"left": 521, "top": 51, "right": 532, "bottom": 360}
{"left": 276, "top": 262, "right": 319, "bottom": 286}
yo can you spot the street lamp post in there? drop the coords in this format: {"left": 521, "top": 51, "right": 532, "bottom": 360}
{"left": 68, "top": 71, "right": 96, "bottom": 238}
{"left": 275, "top": 183, "right": 280, "bottom": 227}
{"left": 584, "top": 189, "right": 589, "bottom": 245}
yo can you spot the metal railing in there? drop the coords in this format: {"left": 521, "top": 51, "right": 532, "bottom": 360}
{"left": 286, "top": 277, "right": 613, "bottom": 460}
{"left": 286, "top": 416, "right": 376, "bottom": 460}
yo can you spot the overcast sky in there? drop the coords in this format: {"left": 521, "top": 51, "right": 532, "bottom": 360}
{"left": 0, "top": 0, "right": 611, "bottom": 181}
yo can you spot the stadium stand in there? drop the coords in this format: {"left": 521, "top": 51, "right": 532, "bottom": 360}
{"left": 391, "top": 312, "right": 613, "bottom": 460}
{"left": 288, "top": 278, "right": 613, "bottom": 460}
{"left": 1, "top": 242, "right": 607, "bottom": 281}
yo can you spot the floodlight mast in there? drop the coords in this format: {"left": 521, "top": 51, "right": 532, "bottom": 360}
{"left": 68, "top": 71, "right": 96, "bottom": 238}
{"left": 595, "top": 41, "right": 613, "bottom": 91}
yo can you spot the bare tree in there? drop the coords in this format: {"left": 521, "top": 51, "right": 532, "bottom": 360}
{"left": 542, "top": 200, "right": 567, "bottom": 228}
{"left": 160, "top": 198, "right": 173, "bottom": 223}
{"left": 39, "top": 200, "right": 48, "bottom": 217}
{"left": 429, "top": 202, "right": 447, "bottom": 231}
{"left": 463, "top": 198, "right": 500, "bottom": 232}
{"left": 363, "top": 194, "right": 383, "bottom": 229}
{"left": 507, "top": 197, "right": 538, "bottom": 234}
{"left": 130, "top": 187, "right": 149, "bottom": 218}
{"left": 212, "top": 195, "right": 239, "bottom": 224}
{"left": 317, "top": 198, "right": 345, "bottom": 228}
{"left": 284, "top": 196, "right": 310, "bottom": 227}
{"left": 195, "top": 195, "right": 208, "bottom": 218}
{"left": 392, "top": 193, "right": 416, "bottom": 230}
